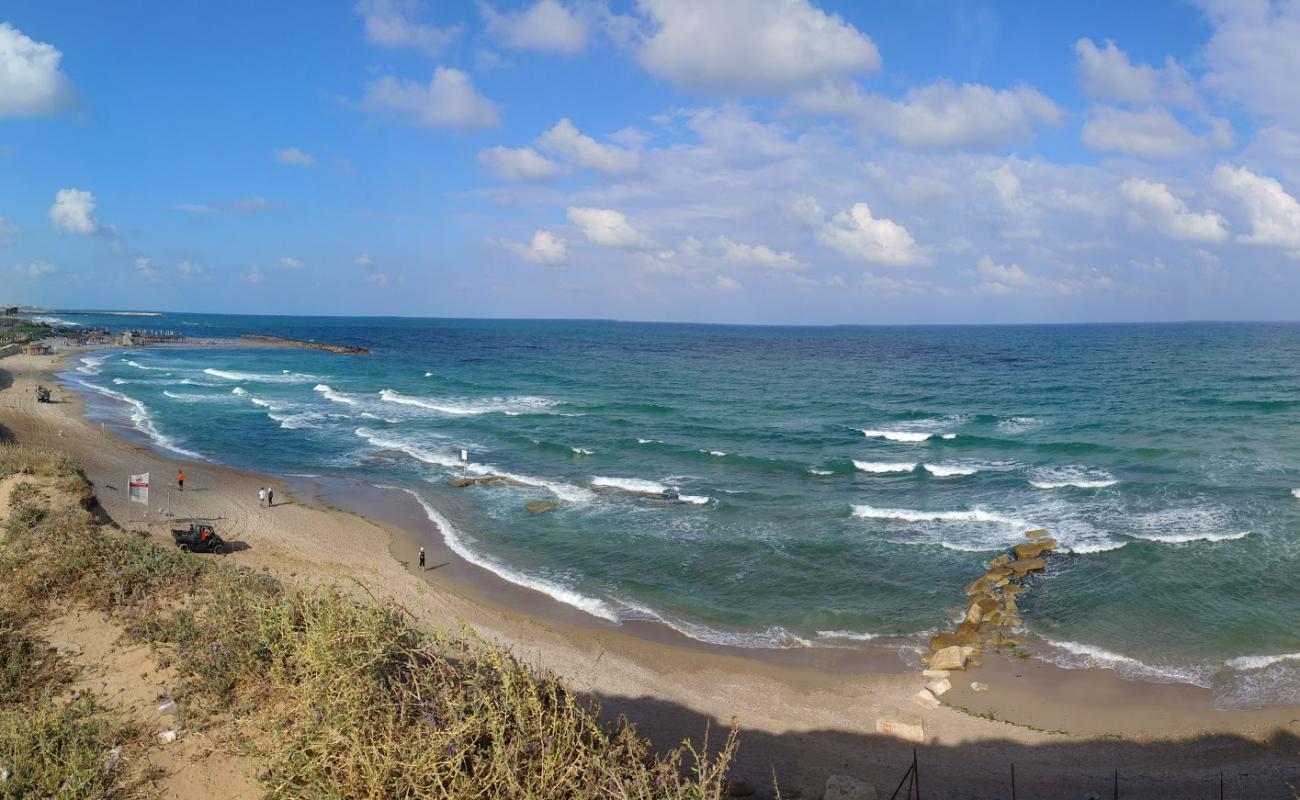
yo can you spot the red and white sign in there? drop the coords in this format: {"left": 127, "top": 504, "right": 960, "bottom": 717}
{"left": 128, "top": 472, "right": 149, "bottom": 505}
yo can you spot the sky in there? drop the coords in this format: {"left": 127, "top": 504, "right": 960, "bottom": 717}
{"left": 4, "top": 0, "right": 1300, "bottom": 324}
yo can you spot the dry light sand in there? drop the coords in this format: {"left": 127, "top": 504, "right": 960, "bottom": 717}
{"left": 2, "top": 349, "right": 1299, "bottom": 798}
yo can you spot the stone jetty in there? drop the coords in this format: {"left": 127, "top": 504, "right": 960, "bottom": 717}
{"left": 878, "top": 529, "right": 1059, "bottom": 740}
{"left": 240, "top": 334, "right": 370, "bottom": 354}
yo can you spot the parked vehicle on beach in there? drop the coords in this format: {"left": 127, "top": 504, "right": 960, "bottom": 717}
{"left": 171, "top": 523, "right": 228, "bottom": 555}
{"left": 35, "top": 385, "right": 51, "bottom": 403}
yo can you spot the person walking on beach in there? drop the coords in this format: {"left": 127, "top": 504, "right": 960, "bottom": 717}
{"left": 418, "top": 547, "right": 425, "bottom": 570}
{"left": 267, "top": 488, "right": 275, "bottom": 507}
{"left": 258, "top": 487, "right": 267, "bottom": 507}
{"left": 177, "top": 470, "right": 185, "bottom": 491}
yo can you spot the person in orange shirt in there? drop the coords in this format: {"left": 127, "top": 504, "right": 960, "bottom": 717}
{"left": 177, "top": 470, "right": 186, "bottom": 491}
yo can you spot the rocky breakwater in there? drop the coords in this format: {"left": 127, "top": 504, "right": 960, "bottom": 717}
{"left": 876, "top": 529, "right": 1058, "bottom": 743}
{"left": 240, "top": 334, "right": 370, "bottom": 354}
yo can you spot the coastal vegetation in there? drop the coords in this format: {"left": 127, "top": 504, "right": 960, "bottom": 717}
{"left": 0, "top": 443, "right": 739, "bottom": 798}
{"left": 0, "top": 318, "right": 53, "bottom": 347}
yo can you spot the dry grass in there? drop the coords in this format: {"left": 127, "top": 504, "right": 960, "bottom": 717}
{"left": 0, "top": 448, "right": 742, "bottom": 799}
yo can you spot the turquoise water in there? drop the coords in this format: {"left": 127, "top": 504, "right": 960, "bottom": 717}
{"left": 49, "top": 313, "right": 1300, "bottom": 707}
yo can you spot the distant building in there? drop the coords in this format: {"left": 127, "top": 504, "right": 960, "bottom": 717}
{"left": 21, "top": 344, "right": 51, "bottom": 355}
{"left": 2, "top": 307, "right": 17, "bottom": 317}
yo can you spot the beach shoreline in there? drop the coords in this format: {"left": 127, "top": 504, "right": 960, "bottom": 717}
{"left": 5, "top": 347, "right": 1300, "bottom": 796}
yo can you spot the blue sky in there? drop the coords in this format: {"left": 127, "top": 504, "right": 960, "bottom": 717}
{"left": 4, "top": 0, "right": 1300, "bottom": 324}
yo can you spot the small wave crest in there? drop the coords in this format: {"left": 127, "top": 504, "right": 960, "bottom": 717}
{"left": 71, "top": 379, "right": 203, "bottom": 460}
{"left": 592, "top": 476, "right": 670, "bottom": 495}
{"left": 852, "top": 460, "right": 916, "bottom": 474}
{"left": 314, "top": 384, "right": 359, "bottom": 406}
{"left": 379, "top": 389, "right": 558, "bottom": 416}
{"left": 204, "top": 368, "right": 318, "bottom": 383}
{"left": 1029, "top": 466, "right": 1119, "bottom": 489}
{"left": 860, "top": 429, "right": 934, "bottom": 443}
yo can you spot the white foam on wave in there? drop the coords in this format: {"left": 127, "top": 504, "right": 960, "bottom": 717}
{"left": 314, "top": 384, "right": 359, "bottom": 406}
{"left": 230, "top": 387, "right": 247, "bottom": 396}
{"left": 393, "top": 486, "right": 619, "bottom": 622}
{"left": 203, "top": 368, "right": 317, "bottom": 383}
{"left": 677, "top": 494, "right": 711, "bottom": 505}
{"left": 1038, "top": 638, "right": 1212, "bottom": 687}
{"left": 1029, "top": 466, "right": 1120, "bottom": 489}
{"left": 860, "top": 429, "right": 933, "bottom": 443}
{"left": 997, "top": 416, "right": 1041, "bottom": 434}
{"left": 620, "top": 599, "right": 813, "bottom": 649}
{"left": 161, "top": 390, "right": 232, "bottom": 403}
{"left": 592, "top": 476, "right": 670, "bottom": 495}
{"left": 356, "top": 429, "right": 593, "bottom": 503}
{"left": 1127, "top": 505, "right": 1250, "bottom": 545}
{"left": 701, "top": 449, "right": 727, "bottom": 457}
{"left": 571, "top": 447, "right": 595, "bottom": 455}
{"left": 71, "top": 379, "right": 204, "bottom": 460}
{"left": 852, "top": 504, "right": 1028, "bottom": 527}
{"left": 124, "top": 359, "right": 167, "bottom": 371}
{"left": 922, "top": 463, "right": 979, "bottom": 477}
{"left": 816, "top": 629, "right": 878, "bottom": 642}
{"left": 807, "top": 468, "right": 834, "bottom": 476}
{"left": 359, "top": 412, "right": 400, "bottom": 423}
{"left": 379, "top": 388, "right": 558, "bottom": 416}
{"left": 852, "top": 460, "right": 917, "bottom": 474}
{"left": 1136, "top": 530, "right": 1251, "bottom": 544}
{"left": 1225, "top": 652, "right": 1300, "bottom": 670}
{"left": 179, "top": 378, "right": 221, "bottom": 387}
{"left": 636, "top": 438, "right": 660, "bottom": 444}
{"left": 32, "top": 315, "right": 79, "bottom": 327}
{"left": 1292, "top": 489, "right": 1300, "bottom": 500}
{"left": 77, "top": 353, "right": 109, "bottom": 375}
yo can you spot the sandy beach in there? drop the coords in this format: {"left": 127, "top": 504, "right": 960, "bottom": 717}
{"left": 4, "top": 347, "right": 1299, "bottom": 798}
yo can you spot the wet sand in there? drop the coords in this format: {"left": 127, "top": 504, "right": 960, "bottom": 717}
{"left": 4, "top": 348, "right": 1300, "bottom": 798}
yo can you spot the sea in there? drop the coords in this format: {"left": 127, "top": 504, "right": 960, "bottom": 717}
{"left": 42, "top": 312, "right": 1300, "bottom": 708}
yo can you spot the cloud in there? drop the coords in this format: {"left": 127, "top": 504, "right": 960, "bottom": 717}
{"left": 566, "top": 207, "right": 647, "bottom": 247}
{"left": 174, "top": 196, "right": 276, "bottom": 214}
{"left": 0, "top": 215, "right": 19, "bottom": 239}
{"left": 360, "top": 68, "right": 499, "bottom": 130}
{"left": 817, "top": 203, "right": 926, "bottom": 265}
{"left": 716, "top": 237, "right": 803, "bottom": 270}
{"left": 1212, "top": 163, "right": 1300, "bottom": 251}
{"left": 366, "top": 271, "right": 390, "bottom": 286}
{"left": 480, "top": 0, "right": 587, "bottom": 55}
{"left": 537, "top": 118, "right": 638, "bottom": 175}
{"left": 637, "top": 0, "right": 880, "bottom": 94}
{"left": 714, "top": 275, "right": 742, "bottom": 291}
{"left": 176, "top": 259, "right": 204, "bottom": 276}
{"left": 860, "top": 270, "right": 942, "bottom": 297}
{"left": 13, "top": 260, "right": 56, "bottom": 280}
{"left": 1073, "top": 38, "right": 1198, "bottom": 108}
{"left": 970, "top": 255, "right": 1112, "bottom": 296}
{"left": 132, "top": 257, "right": 158, "bottom": 280}
{"left": 245, "top": 264, "right": 266, "bottom": 284}
{"left": 279, "top": 256, "right": 304, "bottom": 270}
{"left": 354, "top": 253, "right": 375, "bottom": 267}
{"left": 355, "top": 0, "right": 459, "bottom": 56}
{"left": 478, "top": 145, "right": 565, "bottom": 181}
{"left": 1119, "top": 178, "right": 1228, "bottom": 242}
{"left": 795, "top": 80, "right": 1061, "bottom": 150}
{"left": 0, "top": 22, "right": 76, "bottom": 116}
{"left": 1201, "top": 1, "right": 1300, "bottom": 128}
{"left": 49, "top": 188, "right": 108, "bottom": 235}
{"left": 1081, "top": 106, "right": 1232, "bottom": 159}
{"left": 274, "top": 147, "right": 317, "bottom": 167}
{"left": 502, "top": 229, "right": 567, "bottom": 263}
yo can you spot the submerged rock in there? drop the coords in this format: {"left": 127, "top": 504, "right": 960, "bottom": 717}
{"left": 448, "top": 477, "right": 474, "bottom": 488}
{"left": 1007, "top": 557, "right": 1046, "bottom": 576}
{"left": 526, "top": 501, "right": 557, "bottom": 514}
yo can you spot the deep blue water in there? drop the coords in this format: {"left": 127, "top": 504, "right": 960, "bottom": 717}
{"left": 44, "top": 311, "right": 1300, "bottom": 707}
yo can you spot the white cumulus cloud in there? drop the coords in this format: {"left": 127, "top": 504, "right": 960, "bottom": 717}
{"left": 361, "top": 67, "right": 499, "bottom": 130}
{"left": 279, "top": 256, "right": 304, "bottom": 269}
{"left": 717, "top": 237, "right": 803, "bottom": 270}
{"left": 1213, "top": 163, "right": 1300, "bottom": 251}
{"left": 177, "top": 260, "right": 204, "bottom": 276}
{"left": 1119, "top": 178, "right": 1228, "bottom": 242}
{"left": 478, "top": 145, "right": 565, "bottom": 181}
{"left": 1081, "top": 106, "right": 1232, "bottom": 159}
{"left": 355, "top": 0, "right": 459, "bottom": 56}
{"left": 0, "top": 22, "right": 76, "bottom": 117}
{"left": 481, "top": 0, "right": 588, "bottom": 55}
{"left": 49, "top": 188, "right": 105, "bottom": 236}
{"left": 1074, "top": 38, "right": 1198, "bottom": 108}
{"left": 132, "top": 257, "right": 158, "bottom": 280}
{"left": 537, "top": 118, "right": 638, "bottom": 175}
{"left": 502, "top": 229, "right": 567, "bottom": 264}
{"left": 13, "top": 260, "right": 56, "bottom": 280}
{"left": 566, "top": 207, "right": 647, "bottom": 247}
{"left": 795, "top": 80, "right": 1061, "bottom": 150}
{"left": 817, "top": 203, "right": 925, "bottom": 266}
{"left": 637, "top": 0, "right": 880, "bottom": 94}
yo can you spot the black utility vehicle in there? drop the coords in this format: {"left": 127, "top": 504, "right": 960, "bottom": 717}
{"left": 35, "top": 386, "right": 51, "bottom": 403}
{"left": 171, "top": 523, "right": 228, "bottom": 555}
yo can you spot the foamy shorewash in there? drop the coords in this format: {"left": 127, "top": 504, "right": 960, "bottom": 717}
{"left": 918, "top": 529, "right": 1057, "bottom": 683}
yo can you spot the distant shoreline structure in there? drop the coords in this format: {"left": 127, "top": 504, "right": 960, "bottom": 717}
{"left": 240, "top": 333, "right": 370, "bottom": 354}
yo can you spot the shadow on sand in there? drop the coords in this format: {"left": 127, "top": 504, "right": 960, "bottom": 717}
{"left": 588, "top": 692, "right": 1300, "bottom": 799}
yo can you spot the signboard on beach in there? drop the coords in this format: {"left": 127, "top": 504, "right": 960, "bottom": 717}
{"left": 128, "top": 472, "right": 149, "bottom": 505}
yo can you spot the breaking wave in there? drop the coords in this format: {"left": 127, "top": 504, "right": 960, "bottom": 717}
{"left": 379, "top": 389, "right": 559, "bottom": 416}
